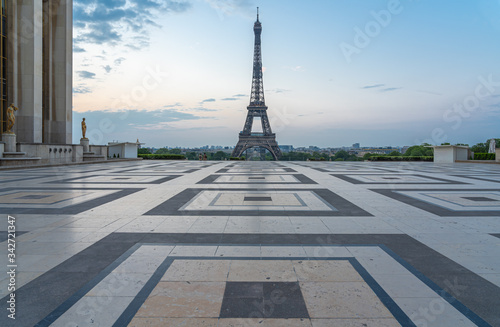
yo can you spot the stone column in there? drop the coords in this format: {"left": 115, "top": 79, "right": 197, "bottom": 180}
{"left": 8, "top": 0, "right": 44, "bottom": 143}
{"left": 43, "top": 0, "right": 72, "bottom": 144}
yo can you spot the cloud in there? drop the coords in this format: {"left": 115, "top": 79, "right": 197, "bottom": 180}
{"left": 114, "top": 57, "right": 126, "bottom": 65}
{"left": 77, "top": 71, "right": 96, "bottom": 79}
{"left": 73, "top": 0, "right": 191, "bottom": 46}
{"left": 204, "top": 0, "right": 256, "bottom": 19}
{"left": 233, "top": 94, "right": 247, "bottom": 97}
{"left": 103, "top": 65, "right": 112, "bottom": 73}
{"left": 73, "top": 108, "right": 210, "bottom": 132}
{"left": 201, "top": 98, "right": 216, "bottom": 103}
{"left": 380, "top": 87, "right": 402, "bottom": 92}
{"left": 73, "top": 45, "right": 86, "bottom": 53}
{"left": 221, "top": 97, "right": 238, "bottom": 101}
{"left": 191, "top": 107, "right": 218, "bottom": 112}
{"left": 163, "top": 102, "right": 182, "bottom": 108}
{"left": 360, "top": 84, "right": 401, "bottom": 92}
{"left": 266, "top": 88, "right": 290, "bottom": 94}
{"left": 73, "top": 86, "right": 92, "bottom": 94}
{"left": 284, "top": 65, "right": 305, "bottom": 72}
{"left": 361, "top": 84, "right": 385, "bottom": 89}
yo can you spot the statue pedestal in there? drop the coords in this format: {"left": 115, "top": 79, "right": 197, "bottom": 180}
{"left": 3, "top": 133, "right": 16, "bottom": 152}
{"left": 80, "top": 138, "right": 89, "bottom": 152}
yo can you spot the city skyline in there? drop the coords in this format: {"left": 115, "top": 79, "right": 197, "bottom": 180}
{"left": 73, "top": 0, "right": 500, "bottom": 148}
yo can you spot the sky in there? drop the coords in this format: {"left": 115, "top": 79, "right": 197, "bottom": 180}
{"left": 72, "top": 0, "right": 500, "bottom": 148}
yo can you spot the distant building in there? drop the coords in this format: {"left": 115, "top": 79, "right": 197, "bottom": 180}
{"left": 309, "top": 146, "right": 320, "bottom": 151}
{"left": 352, "top": 143, "right": 360, "bottom": 149}
{"left": 279, "top": 145, "right": 293, "bottom": 153}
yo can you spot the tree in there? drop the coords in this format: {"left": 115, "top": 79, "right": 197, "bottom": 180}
{"left": 212, "top": 151, "right": 229, "bottom": 160}
{"left": 471, "top": 143, "right": 487, "bottom": 153}
{"left": 185, "top": 152, "right": 198, "bottom": 160}
{"left": 334, "top": 150, "right": 349, "bottom": 160}
{"left": 403, "top": 145, "right": 433, "bottom": 157}
{"left": 138, "top": 148, "right": 151, "bottom": 155}
{"left": 170, "top": 148, "right": 182, "bottom": 154}
{"left": 362, "top": 153, "right": 374, "bottom": 160}
{"left": 388, "top": 151, "right": 402, "bottom": 156}
{"left": 155, "top": 147, "right": 170, "bottom": 154}
{"left": 312, "top": 151, "right": 321, "bottom": 159}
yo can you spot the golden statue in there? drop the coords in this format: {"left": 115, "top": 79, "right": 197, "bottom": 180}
{"left": 6, "top": 103, "right": 18, "bottom": 134}
{"left": 81, "top": 118, "right": 87, "bottom": 139}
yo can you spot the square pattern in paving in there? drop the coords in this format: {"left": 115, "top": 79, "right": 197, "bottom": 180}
{"left": 145, "top": 188, "right": 371, "bottom": 216}
{"left": 374, "top": 188, "right": 500, "bottom": 216}
{"left": 197, "top": 174, "right": 317, "bottom": 184}
{"left": 39, "top": 243, "right": 488, "bottom": 326}
{"left": 0, "top": 187, "right": 141, "bottom": 214}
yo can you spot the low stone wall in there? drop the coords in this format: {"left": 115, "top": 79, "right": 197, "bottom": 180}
{"left": 89, "top": 145, "right": 108, "bottom": 158}
{"left": 17, "top": 143, "right": 85, "bottom": 164}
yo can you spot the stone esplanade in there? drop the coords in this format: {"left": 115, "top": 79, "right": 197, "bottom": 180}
{"left": 0, "top": 160, "right": 498, "bottom": 326}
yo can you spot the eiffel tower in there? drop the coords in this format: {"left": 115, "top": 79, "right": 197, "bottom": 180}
{"left": 232, "top": 8, "right": 282, "bottom": 160}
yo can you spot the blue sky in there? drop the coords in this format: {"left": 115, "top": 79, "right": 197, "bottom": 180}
{"left": 72, "top": 0, "right": 500, "bottom": 148}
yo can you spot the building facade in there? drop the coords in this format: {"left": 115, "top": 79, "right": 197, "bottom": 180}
{"left": 2, "top": 0, "right": 72, "bottom": 144}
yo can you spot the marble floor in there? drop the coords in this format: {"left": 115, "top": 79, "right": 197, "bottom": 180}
{"left": 0, "top": 160, "right": 499, "bottom": 326}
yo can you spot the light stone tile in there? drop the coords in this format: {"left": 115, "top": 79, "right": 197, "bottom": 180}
{"left": 129, "top": 318, "right": 219, "bottom": 327}
{"left": 50, "top": 296, "right": 135, "bottom": 327}
{"left": 161, "top": 260, "right": 230, "bottom": 282}
{"left": 227, "top": 260, "right": 296, "bottom": 282}
{"left": 293, "top": 260, "right": 363, "bottom": 282}
{"left": 395, "top": 297, "right": 477, "bottom": 327}
{"left": 132, "top": 245, "right": 174, "bottom": 258}
{"left": 153, "top": 216, "right": 198, "bottom": 233}
{"left": 303, "top": 246, "right": 352, "bottom": 258}
{"left": 113, "top": 255, "right": 166, "bottom": 274}
{"left": 134, "top": 282, "right": 225, "bottom": 318}
{"left": 117, "top": 217, "right": 167, "bottom": 233}
{"left": 188, "top": 217, "right": 229, "bottom": 233}
{"left": 300, "top": 281, "right": 393, "bottom": 319}
{"left": 219, "top": 318, "right": 313, "bottom": 326}
{"left": 372, "top": 274, "right": 440, "bottom": 298}
{"left": 224, "top": 217, "right": 260, "bottom": 233}
{"left": 311, "top": 318, "right": 401, "bottom": 327}
{"left": 346, "top": 246, "right": 393, "bottom": 258}
{"left": 357, "top": 257, "right": 410, "bottom": 275}
{"left": 87, "top": 272, "right": 150, "bottom": 297}
{"left": 170, "top": 246, "right": 218, "bottom": 257}
{"left": 216, "top": 245, "right": 261, "bottom": 257}
{"left": 260, "top": 246, "right": 307, "bottom": 257}
{"left": 289, "top": 217, "right": 330, "bottom": 234}
{"left": 28, "top": 231, "right": 93, "bottom": 243}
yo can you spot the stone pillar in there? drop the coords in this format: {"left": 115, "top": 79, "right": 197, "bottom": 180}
{"left": 3, "top": 134, "right": 16, "bottom": 152}
{"left": 8, "top": 0, "right": 44, "bottom": 143}
{"left": 80, "top": 138, "right": 89, "bottom": 153}
{"left": 43, "top": 0, "right": 72, "bottom": 144}
{"left": 496, "top": 148, "right": 500, "bottom": 163}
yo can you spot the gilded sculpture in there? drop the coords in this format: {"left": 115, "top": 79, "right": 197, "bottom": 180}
{"left": 6, "top": 103, "right": 18, "bottom": 134}
{"left": 81, "top": 118, "right": 87, "bottom": 139}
